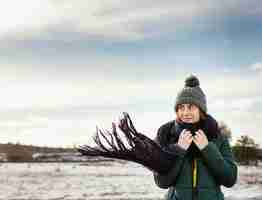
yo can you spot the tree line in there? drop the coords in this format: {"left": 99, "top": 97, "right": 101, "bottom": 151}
{"left": 0, "top": 142, "right": 75, "bottom": 162}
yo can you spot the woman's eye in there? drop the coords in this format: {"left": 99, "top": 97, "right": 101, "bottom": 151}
{"left": 189, "top": 104, "right": 195, "bottom": 110}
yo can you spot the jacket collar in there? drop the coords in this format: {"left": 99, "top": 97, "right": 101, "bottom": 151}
{"left": 171, "top": 114, "right": 219, "bottom": 142}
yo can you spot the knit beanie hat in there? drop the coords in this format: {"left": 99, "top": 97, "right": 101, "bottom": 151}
{"left": 175, "top": 75, "right": 207, "bottom": 113}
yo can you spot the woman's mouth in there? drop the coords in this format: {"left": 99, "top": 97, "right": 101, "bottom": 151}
{"left": 183, "top": 118, "right": 192, "bottom": 121}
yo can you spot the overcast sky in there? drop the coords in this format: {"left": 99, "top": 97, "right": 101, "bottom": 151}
{"left": 0, "top": 0, "right": 262, "bottom": 147}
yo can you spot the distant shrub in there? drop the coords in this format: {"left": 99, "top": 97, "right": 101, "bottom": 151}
{"left": 5, "top": 145, "right": 33, "bottom": 162}
{"left": 233, "top": 135, "right": 260, "bottom": 166}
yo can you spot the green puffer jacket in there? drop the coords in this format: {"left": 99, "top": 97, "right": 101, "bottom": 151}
{"left": 153, "top": 116, "right": 238, "bottom": 200}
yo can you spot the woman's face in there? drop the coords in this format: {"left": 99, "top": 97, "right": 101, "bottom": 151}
{"left": 176, "top": 104, "right": 200, "bottom": 123}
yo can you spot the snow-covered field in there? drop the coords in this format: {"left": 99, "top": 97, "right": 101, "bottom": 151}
{"left": 0, "top": 162, "right": 261, "bottom": 200}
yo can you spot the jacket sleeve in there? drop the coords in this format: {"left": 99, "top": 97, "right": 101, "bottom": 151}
{"left": 200, "top": 136, "right": 238, "bottom": 187}
{"left": 153, "top": 125, "right": 186, "bottom": 189}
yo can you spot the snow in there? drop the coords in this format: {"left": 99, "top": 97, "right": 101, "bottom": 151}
{"left": 0, "top": 162, "right": 261, "bottom": 200}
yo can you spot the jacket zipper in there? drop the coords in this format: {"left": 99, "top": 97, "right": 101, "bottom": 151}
{"left": 192, "top": 158, "right": 197, "bottom": 200}
{"left": 193, "top": 159, "right": 197, "bottom": 188}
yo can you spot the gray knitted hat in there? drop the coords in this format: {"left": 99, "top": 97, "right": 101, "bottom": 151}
{"left": 175, "top": 75, "right": 207, "bottom": 113}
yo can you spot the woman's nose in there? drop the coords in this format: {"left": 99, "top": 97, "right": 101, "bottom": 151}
{"left": 183, "top": 109, "right": 192, "bottom": 116}
{"left": 183, "top": 107, "right": 190, "bottom": 113}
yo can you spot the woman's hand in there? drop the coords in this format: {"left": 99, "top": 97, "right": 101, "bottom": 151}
{"left": 193, "top": 129, "right": 208, "bottom": 150}
{"left": 177, "top": 129, "right": 193, "bottom": 150}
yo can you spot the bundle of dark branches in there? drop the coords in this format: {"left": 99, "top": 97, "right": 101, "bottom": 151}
{"left": 77, "top": 112, "right": 179, "bottom": 174}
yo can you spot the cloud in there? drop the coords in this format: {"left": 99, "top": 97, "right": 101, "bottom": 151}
{"left": 0, "top": 105, "right": 172, "bottom": 146}
{"left": 209, "top": 96, "right": 262, "bottom": 146}
{"left": 0, "top": 61, "right": 261, "bottom": 112}
{"left": 0, "top": 107, "right": 106, "bottom": 146}
{"left": 2, "top": 94, "right": 262, "bottom": 147}
{"left": 200, "top": 73, "right": 262, "bottom": 101}
{"left": 7, "top": 81, "right": 174, "bottom": 109}
{"left": 250, "top": 62, "right": 262, "bottom": 75}
{"left": 0, "top": 0, "right": 262, "bottom": 147}
{"left": 1, "top": 0, "right": 262, "bottom": 42}
{"left": 0, "top": 47, "right": 262, "bottom": 146}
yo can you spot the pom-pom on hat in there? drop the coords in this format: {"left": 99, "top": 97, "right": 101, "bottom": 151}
{"left": 175, "top": 74, "right": 207, "bottom": 113}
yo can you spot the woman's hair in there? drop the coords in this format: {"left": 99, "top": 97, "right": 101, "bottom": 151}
{"left": 199, "top": 109, "right": 207, "bottom": 120}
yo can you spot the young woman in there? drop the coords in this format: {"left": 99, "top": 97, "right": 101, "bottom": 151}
{"left": 153, "top": 75, "right": 237, "bottom": 200}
